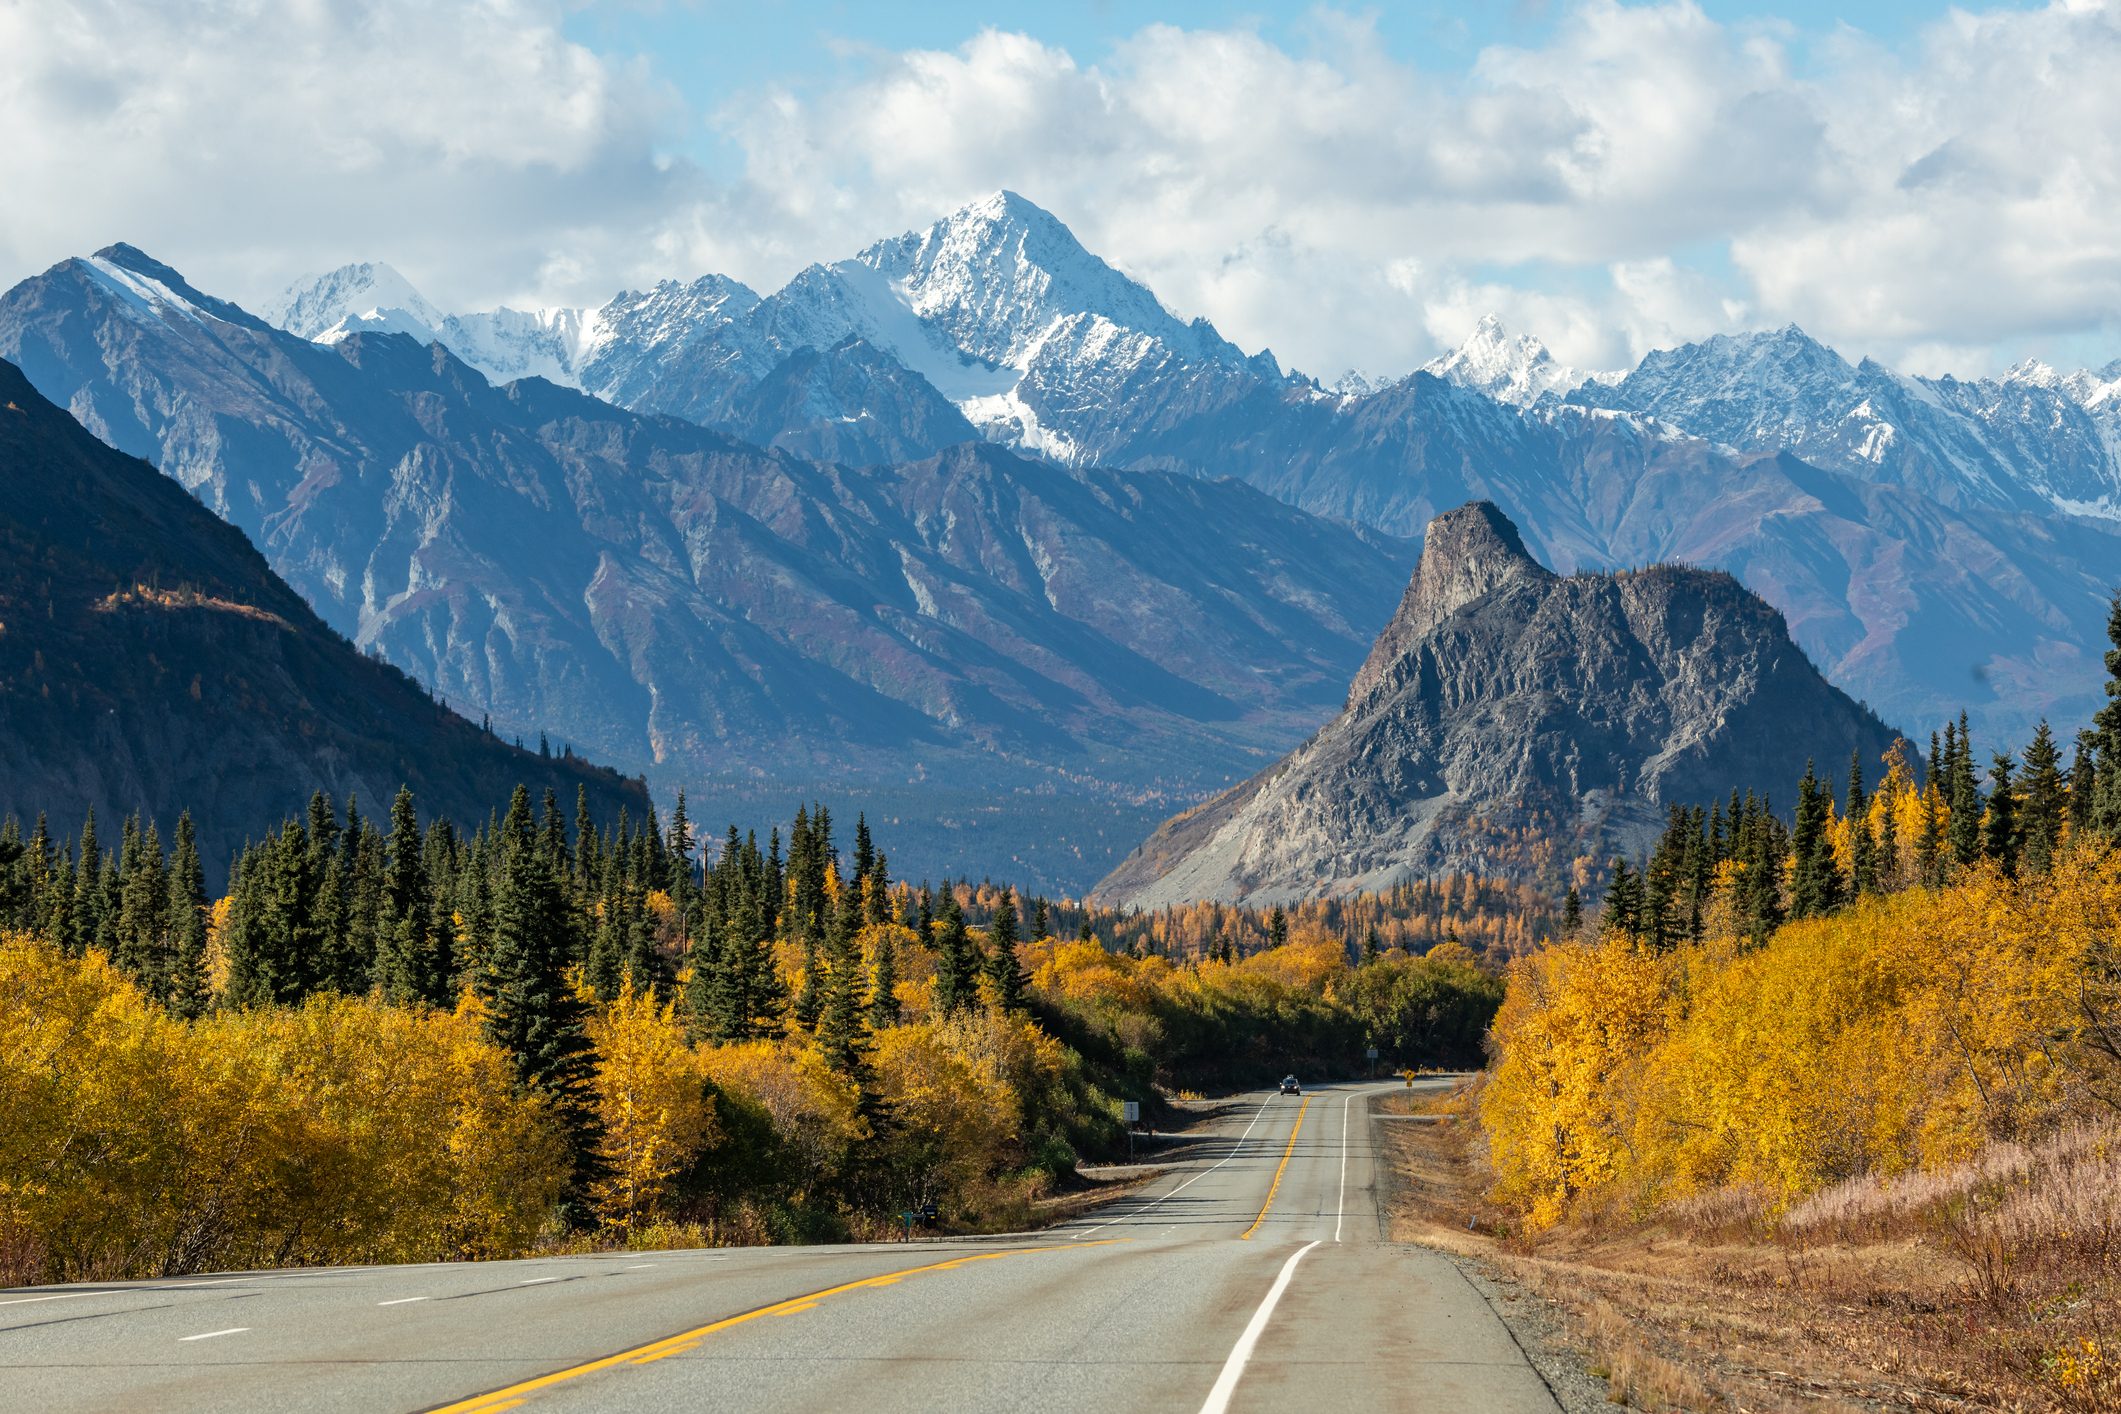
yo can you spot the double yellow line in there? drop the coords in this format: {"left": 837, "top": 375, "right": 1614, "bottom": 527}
{"left": 430, "top": 1242, "right": 1119, "bottom": 1413}
{"left": 1240, "top": 1096, "right": 1308, "bottom": 1240}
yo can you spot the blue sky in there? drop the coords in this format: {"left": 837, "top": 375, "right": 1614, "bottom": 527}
{"left": 5, "top": 1, "right": 2114, "bottom": 378}
{"left": 563, "top": 1, "right": 2001, "bottom": 178}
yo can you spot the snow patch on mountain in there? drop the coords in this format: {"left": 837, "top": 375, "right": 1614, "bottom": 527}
{"left": 1420, "top": 314, "right": 1600, "bottom": 406}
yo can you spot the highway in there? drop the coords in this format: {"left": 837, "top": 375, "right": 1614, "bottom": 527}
{"left": 0, "top": 1079, "right": 1560, "bottom": 1412}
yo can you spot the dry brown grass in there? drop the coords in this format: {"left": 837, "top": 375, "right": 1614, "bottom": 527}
{"left": 1379, "top": 1083, "right": 2121, "bottom": 1412}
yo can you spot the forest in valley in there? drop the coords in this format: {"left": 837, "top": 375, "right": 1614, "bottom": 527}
{"left": 0, "top": 788, "right": 1502, "bottom": 1286}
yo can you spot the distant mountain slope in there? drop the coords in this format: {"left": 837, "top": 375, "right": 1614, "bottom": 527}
{"left": 0, "top": 357, "right": 646, "bottom": 878}
{"left": 254, "top": 198, "right": 2121, "bottom": 747}
{"left": 1571, "top": 325, "right": 2121, "bottom": 520}
{"left": 0, "top": 247, "right": 1409, "bottom": 892}
{"left": 1095, "top": 503, "right": 1901, "bottom": 908}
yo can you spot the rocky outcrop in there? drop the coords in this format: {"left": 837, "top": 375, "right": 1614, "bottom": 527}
{"left": 1094, "top": 502, "right": 1901, "bottom": 908}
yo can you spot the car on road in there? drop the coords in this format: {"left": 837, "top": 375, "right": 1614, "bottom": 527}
{"left": 1279, "top": 1075, "right": 1301, "bottom": 1095}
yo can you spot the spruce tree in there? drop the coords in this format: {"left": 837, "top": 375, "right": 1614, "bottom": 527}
{"left": 165, "top": 813, "right": 209, "bottom": 1019}
{"left": 867, "top": 851, "right": 893, "bottom": 926}
{"left": 375, "top": 787, "right": 439, "bottom": 1006}
{"left": 114, "top": 820, "right": 170, "bottom": 996}
{"left": 1561, "top": 885, "right": 1582, "bottom": 938}
{"left": 868, "top": 927, "right": 901, "bottom": 1028}
{"left": 932, "top": 888, "right": 976, "bottom": 1016}
{"left": 2096, "top": 591, "right": 2121, "bottom": 843}
{"left": 1985, "top": 752, "right": 2020, "bottom": 878}
{"left": 485, "top": 786, "right": 601, "bottom": 1198}
{"left": 1947, "top": 713, "right": 1983, "bottom": 870}
{"left": 1030, "top": 896, "right": 1049, "bottom": 940}
{"left": 815, "top": 894, "right": 869, "bottom": 1074}
{"left": 1602, "top": 860, "right": 1642, "bottom": 937}
{"left": 1846, "top": 753, "right": 1877, "bottom": 897}
{"left": 2021, "top": 722, "right": 2066, "bottom": 874}
{"left": 2070, "top": 730, "right": 2099, "bottom": 839}
{"left": 987, "top": 889, "right": 1026, "bottom": 1010}
{"left": 1789, "top": 762, "right": 1843, "bottom": 918}
{"left": 1265, "top": 905, "right": 1288, "bottom": 948}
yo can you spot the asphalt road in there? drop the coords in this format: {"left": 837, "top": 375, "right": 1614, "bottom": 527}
{"left": 0, "top": 1079, "right": 1560, "bottom": 1412}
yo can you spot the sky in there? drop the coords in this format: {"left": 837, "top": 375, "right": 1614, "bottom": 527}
{"left": 5, "top": 0, "right": 2119, "bottom": 380}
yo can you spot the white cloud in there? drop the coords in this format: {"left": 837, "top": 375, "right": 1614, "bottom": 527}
{"left": 0, "top": 0, "right": 696, "bottom": 312}
{"left": 7, "top": 1, "right": 2121, "bottom": 379}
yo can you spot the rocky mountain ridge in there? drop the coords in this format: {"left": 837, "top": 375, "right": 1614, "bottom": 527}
{"left": 0, "top": 244, "right": 1408, "bottom": 891}
{"left": 1094, "top": 502, "right": 1901, "bottom": 908}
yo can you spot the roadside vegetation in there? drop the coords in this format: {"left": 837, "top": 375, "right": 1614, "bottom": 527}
{"left": 0, "top": 797, "right": 1500, "bottom": 1285}
{"left": 1459, "top": 596, "right": 2121, "bottom": 1410}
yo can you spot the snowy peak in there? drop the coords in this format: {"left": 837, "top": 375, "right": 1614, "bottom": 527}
{"left": 79, "top": 244, "right": 261, "bottom": 331}
{"left": 852, "top": 190, "right": 1246, "bottom": 372}
{"left": 266, "top": 262, "right": 446, "bottom": 344}
{"left": 1420, "top": 314, "right": 1591, "bottom": 406}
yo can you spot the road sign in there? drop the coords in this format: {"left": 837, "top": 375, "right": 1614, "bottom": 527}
{"left": 1121, "top": 1101, "right": 1141, "bottom": 1123}
{"left": 1365, "top": 1046, "right": 1379, "bottom": 1059}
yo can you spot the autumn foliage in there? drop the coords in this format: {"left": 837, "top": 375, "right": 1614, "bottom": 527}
{"left": 1481, "top": 844, "right": 2121, "bottom": 1228}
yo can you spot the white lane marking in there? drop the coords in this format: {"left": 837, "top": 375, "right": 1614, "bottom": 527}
{"left": 518, "top": 1277, "right": 560, "bottom": 1285}
{"left": 1199, "top": 1239, "right": 1322, "bottom": 1414}
{"left": 1336, "top": 1089, "right": 1355, "bottom": 1243}
{"left": 0, "top": 1292, "right": 98, "bottom": 1308}
{"left": 377, "top": 1297, "right": 428, "bottom": 1306}
{"left": 164, "top": 1278, "right": 245, "bottom": 1288}
{"left": 625, "top": 1263, "right": 657, "bottom": 1269}
{"left": 1071, "top": 1094, "right": 1279, "bottom": 1240}
{"left": 179, "top": 1327, "right": 250, "bottom": 1342}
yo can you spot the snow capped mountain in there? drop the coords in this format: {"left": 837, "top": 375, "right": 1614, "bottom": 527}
{"left": 1419, "top": 314, "right": 1599, "bottom": 406}
{"left": 265, "top": 261, "right": 445, "bottom": 343}
{"left": 1576, "top": 325, "right": 2121, "bottom": 519}
{"left": 263, "top": 192, "right": 1276, "bottom": 465}
{"left": 267, "top": 263, "right": 601, "bottom": 389}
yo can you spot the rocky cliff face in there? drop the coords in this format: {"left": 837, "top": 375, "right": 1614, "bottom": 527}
{"left": 0, "top": 358, "right": 646, "bottom": 879}
{"left": 1094, "top": 502, "right": 1901, "bottom": 908}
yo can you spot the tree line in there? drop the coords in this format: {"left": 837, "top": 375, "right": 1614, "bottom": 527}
{"left": 1591, "top": 593, "right": 2121, "bottom": 949}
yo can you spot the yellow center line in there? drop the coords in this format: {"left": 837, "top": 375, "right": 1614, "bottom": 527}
{"left": 425, "top": 1241, "right": 1124, "bottom": 1413}
{"left": 1240, "top": 1096, "right": 1309, "bottom": 1240}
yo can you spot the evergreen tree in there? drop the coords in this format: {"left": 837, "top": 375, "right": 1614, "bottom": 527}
{"left": 1030, "top": 895, "right": 1049, "bottom": 940}
{"left": 868, "top": 927, "right": 901, "bottom": 1028}
{"left": 815, "top": 893, "right": 869, "bottom": 1074}
{"left": 932, "top": 889, "right": 977, "bottom": 1016}
{"left": 1363, "top": 926, "right": 1382, "bottom": 963}
{"left": 2096, "top": 591, "right": 2121, "bottom": 843}
{"left": 1789, "top": 761, "right": 1844, "bottom": 918}
{"left": 374, "top": 787, "right": 441, "bottom": 1006}
{"left": 485, "top": 786, "right": 601, "bottom": 1200}
{"left": 867, "top": 851, "right": 893, "bottom": 926}
{"left": 1846, "top": 753, "right": 1877, "bottom": 897}
{"left": 114, "top": 820, "right": 170, "bottom": 997}
{"left": 1985, "top": 752, "right": 2020, "bottom": 878}
{"left": 1602, "top": 860, "right": 1642, "bottom": 938}
{"left": 1947, "top": 712, "right": 1983, "bottom": 869}
{"left": 165, "top": 813, "right": 210, "bottom": 1019}
{"left": 1265, "top": 905, "right": 1288, "bottom": 948}
{"left": 1738, "top": 808, "right": 1784, "bottom": 943}
{"left": 987, "top": 889, "right": 1026, "bottom": 1010}
{"left": 2070, "top": 730, "right": 2099, "bottom": 839}
{"left": 67, "top": 809, "right": 101, "bottom": 957}
{"left": 2020, "top": 722, "right": 2066, "bottom": 874}
{"left": 1561, "top": 885, "right": 1582, "bottom": 938}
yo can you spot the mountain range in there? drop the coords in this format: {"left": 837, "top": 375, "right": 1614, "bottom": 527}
{"left": 7, "top": 192, "right": 2121, "bottom": 891}
{"left": 1095, "top": 502, "right": 1900, "bottom": 908}
{"left": 0, "top": 357, "right": 646, "bottom": 879}
{"left": 251, "top": 194, "right": 2121, "bottom": 748}
{"left": 0, "top": 242, "right": 1405, "bottom": 892}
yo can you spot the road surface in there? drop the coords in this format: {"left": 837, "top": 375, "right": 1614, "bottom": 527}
{"left": 0, "top": 1079, "right": 1560, "bottom": 1412}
